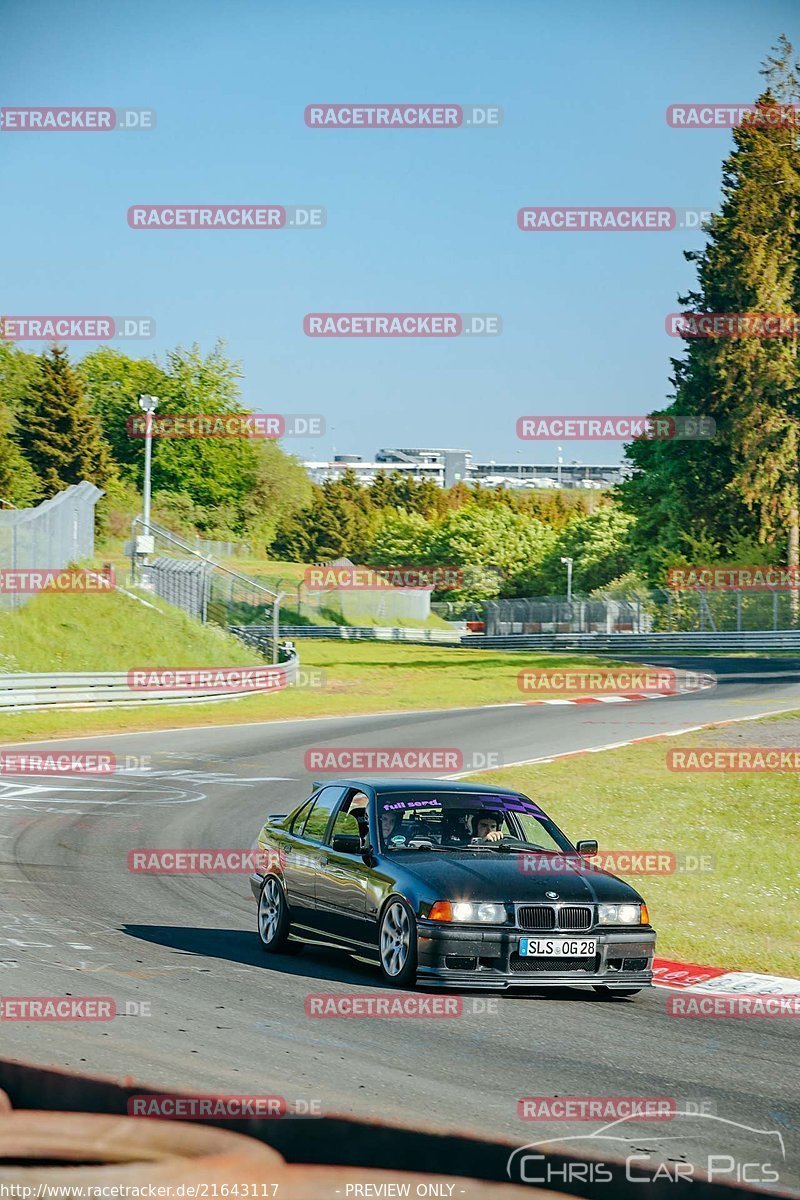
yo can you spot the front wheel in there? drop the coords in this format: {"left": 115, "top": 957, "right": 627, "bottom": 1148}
{"left": 257, "top": 876, "right": 295, "bottom": 953}
{"left": 592, "top": 986, "right": 642, "bottom": 998}
{"left": 378, "top": 898, "right": 418, "bottom": 988}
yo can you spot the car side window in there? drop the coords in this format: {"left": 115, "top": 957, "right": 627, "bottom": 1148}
{"left": 287, "top": 798, "right": 314, "bottom": 834}
{"left": 329, "top": 808, "right": 360, "bottom": 841}
{"left": 300, "top": 786, "right": 347, "bottom": 843}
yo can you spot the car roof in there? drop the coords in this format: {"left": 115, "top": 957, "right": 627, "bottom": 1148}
{"left": 318, "top": 778, "right": 525, "bottom": 797}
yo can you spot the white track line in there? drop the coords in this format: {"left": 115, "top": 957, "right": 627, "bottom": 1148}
{"left": 446, "top": 704, "right": 800, "bottom": 777}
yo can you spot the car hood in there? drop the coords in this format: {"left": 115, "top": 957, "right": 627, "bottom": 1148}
{"left": 397, "top": 850, "right": 643, "bottom": 904}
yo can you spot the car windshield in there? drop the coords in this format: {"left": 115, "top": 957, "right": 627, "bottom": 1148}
{"left": 375, "top": 790, "right": 573, "bottom": 854}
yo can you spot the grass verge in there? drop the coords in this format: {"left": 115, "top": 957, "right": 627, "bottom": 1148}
{"left": 0, "top": 590, "right": 629, "bottom": 741}
{"left": 466, "top": 716, "right": 800, "bottom": 977}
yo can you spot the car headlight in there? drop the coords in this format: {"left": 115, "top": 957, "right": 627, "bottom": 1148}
{"left": 428, "top": 901, "right": 507, "bottom": 924}
{"left": 598, "top": 903, "right": 643, "bottom": 925}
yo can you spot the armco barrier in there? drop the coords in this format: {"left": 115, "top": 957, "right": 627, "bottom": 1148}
{"left": 0, "top": 652, "right": 298, "bottom": 711}
{"left": 464, "top": 631, "right": 800, "bottom": 653}
{"left": 0, "top": 1057, "right": 771, "bottom": 1199}
{"left": 274, "top": 624, "right": 462, "bottom": 643}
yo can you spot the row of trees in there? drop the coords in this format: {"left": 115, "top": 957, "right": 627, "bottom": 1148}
{"left": 272, "top": 472, "right": 633, "bottom": 600}
{"left": 622, "top": 36, "right": 800, "bottom": 584}
{"left": 0, "top": 341, "right": 312, "bottom": 545}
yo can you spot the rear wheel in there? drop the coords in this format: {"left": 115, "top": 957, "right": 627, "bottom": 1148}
{"left": 257, "top": 877, "right": 296, "bottom": 953}
{"left": 378, "top": 898, "right": 418, "bottom": 988}
{"left": 592, "top": 986, "right": 642, "bottom": 998}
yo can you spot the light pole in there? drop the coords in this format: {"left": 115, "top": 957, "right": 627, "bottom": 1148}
{"left": 139, "top": 394, "right": 159, "bottom": 533}
{"left": 557, "top": 445, "right": 563, "bottom": 489}
{"left": 561, "top": 556, "right": 573, "bottom": 604}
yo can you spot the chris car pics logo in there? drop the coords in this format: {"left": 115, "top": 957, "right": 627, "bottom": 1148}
{"left": 507, "top": 1112, "right": 785, "bottom": 1188}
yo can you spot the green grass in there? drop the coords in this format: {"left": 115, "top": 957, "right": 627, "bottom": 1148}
{"left": 0, "top": 590, "right": 263, "bottom": 674}
{"left": 0, "top": 593, "right": 629, "bottom": 741}
{"left": 466, "top": 723, "right": 800, "bottom": 977}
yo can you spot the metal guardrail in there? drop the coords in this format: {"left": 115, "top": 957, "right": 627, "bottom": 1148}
{"left": 464, "top": 631, "right": 800, "bottom": 653}
{"left": 0, "top": 652, "right": 299, "bottom": 711}
{"left": 273, "top": 624, "right": 462, "bottom": 643}
{"left": 275, "top": 626, "right": 800, "bottom": 651}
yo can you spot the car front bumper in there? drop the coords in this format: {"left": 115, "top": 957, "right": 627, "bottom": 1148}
{"left": 416, "top": 922, "right": 656, "bottom": 989}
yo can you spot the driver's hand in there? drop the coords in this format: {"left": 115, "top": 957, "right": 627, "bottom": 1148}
{"left": 484, "top": 830, "right": 504, "bottom": 842}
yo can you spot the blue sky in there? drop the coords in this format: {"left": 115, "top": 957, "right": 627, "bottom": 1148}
{"left": 2, "top": 0, "right": 798, "bottom": 466}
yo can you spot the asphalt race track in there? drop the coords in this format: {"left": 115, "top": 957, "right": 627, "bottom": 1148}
{"left": 1, "top": 657, "right": 799, "bottom": 1190}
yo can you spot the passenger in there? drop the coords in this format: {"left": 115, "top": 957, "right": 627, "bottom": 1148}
{"left": 379, "top": 806, "right": 406, "bottom": 843}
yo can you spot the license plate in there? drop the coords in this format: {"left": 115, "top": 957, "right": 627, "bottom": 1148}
{"left": 519, "top": 937, "right": 597, "bottom": 957}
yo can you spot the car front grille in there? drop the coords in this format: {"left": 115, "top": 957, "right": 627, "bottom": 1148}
{"left": 559, "top": 905, "right": 593, "bottom": 931}
{"left": 509, "top": 954, "right": 598, "bottom": 974}
{"left": 516, "top": 905, "right": 593, "bottom": 931}
{"left": 517, "top": 906, "right": 556, "bottom": 930}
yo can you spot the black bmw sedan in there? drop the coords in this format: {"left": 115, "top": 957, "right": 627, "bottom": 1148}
{"left": 251, "top": 778, "right": 656, "bottom": 994}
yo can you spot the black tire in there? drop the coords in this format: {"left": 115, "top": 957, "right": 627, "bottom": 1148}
{"left": 257, "top": 876, "right": 295, "bottom": 953}
{"left": 378, "top": 897, "right": 418, "bottom": 988}
{"left": 592, "top": 986, "right": 642, "bottom": 998}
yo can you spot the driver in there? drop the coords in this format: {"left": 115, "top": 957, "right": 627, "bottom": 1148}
{"left": 472, "top": 810, "right": 505, "bottom": 843}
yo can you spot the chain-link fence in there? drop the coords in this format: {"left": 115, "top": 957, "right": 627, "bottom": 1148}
{"left": 0, "top": 482, "right": 104, "bottom": 611}
{"left": 485, "top": 596, "right": 652, "bottom": 635}
{"left": 132, "top": 519, "right": 283, "bottom": 660}
{"left": 192, "top": 536, "right": 251, "bottom": 559}
{"left": 485, "top": 590, "right": 800, "bottom": 635}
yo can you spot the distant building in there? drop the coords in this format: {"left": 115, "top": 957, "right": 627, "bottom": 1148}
{"left": 302, "top": 447, "right": 627, "bottom": 489}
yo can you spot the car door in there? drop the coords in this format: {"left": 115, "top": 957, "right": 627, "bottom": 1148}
{"left": 282, "top": 786, "right": 346, "bottom": 934}
{"left": 314, "top": 789, "right": 373, "bottom": 950}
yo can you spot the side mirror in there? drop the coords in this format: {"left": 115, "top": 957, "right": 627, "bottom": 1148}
{"left": 576, "top": 839, "right": 598, "bottom": 857}
{"left": 331, "top": 834, "right": 360, "bottom": 854}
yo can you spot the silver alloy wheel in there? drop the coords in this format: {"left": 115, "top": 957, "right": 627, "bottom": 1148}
{"left": 259, "top": 877, "right": 282, "bottom": 944}
{"left": 380, "top": 901, "right": 411, "bottom": 977}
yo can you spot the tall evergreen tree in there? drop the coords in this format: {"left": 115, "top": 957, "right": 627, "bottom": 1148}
{"left": 621, "top": 38, "right": 800, "bottom": 584}
{"left": 17, "top": 345, "right": 116, "bottom": 497}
